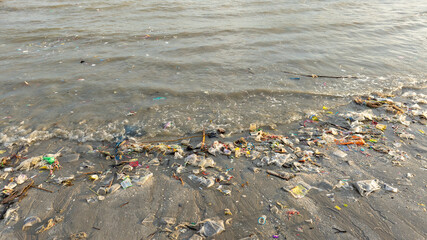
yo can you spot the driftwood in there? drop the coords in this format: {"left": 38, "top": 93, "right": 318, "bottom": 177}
{"left": 2, "top": 179, "right": 34, "bottom": 204}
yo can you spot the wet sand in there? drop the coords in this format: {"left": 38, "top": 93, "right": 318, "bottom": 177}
{"left": 0, "top": 89, "right": 426, "bottom": 240}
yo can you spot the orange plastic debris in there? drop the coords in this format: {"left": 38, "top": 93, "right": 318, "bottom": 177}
{"left": 335, "top": 136, "right": 365, "bottom": 145}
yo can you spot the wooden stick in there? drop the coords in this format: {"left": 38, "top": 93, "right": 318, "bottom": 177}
{"left": 30, "top": 185, "right": 53, "bottom": 193}
{"left": 88, "top": 187, "right": 99, "bottom": 196}
{"left": 2, "top": 179, "right": 34, "bottom": 204}
{"left": 201, "top": 128, "right": 206, "bottom": 149}
{"left": 120, "top": 202, "right": 129, "bottom": 208}
{"left": 108, "top": 172, "right": 116, "bottom": 188}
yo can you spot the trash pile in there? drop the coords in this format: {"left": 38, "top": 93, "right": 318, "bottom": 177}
{"left": 0, "top": 91, "right": 425, "bottom": 238}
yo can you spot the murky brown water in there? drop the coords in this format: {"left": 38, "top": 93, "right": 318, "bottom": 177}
{"left": 0, "top": 0, "right": 426, "bottom": 145}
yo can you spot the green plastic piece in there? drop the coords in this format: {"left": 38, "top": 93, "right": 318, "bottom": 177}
{"left": 43, "top": 156, "right": 55, "bottom": 164}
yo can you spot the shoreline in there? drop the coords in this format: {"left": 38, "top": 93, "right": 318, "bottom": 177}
{"left": 0, "top": 89, "right": 426, "bottom": 239}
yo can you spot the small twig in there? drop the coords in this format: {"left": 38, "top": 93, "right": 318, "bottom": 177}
{"left": 93, "top": 227, "right": 101, "bottom": 230}
{"left": 120, "top": 202, "right": 129, "bottom": 208}
{"left": 108, "top": 172, "right": 116, "bottom": 188}
{"left": 88, "top": 187, "right": 99, "bottom": 196}
{"left": 332, "top": 227, "right": 347, "bottom": 233}
{"left": 145, "top": 229, "right": 160, "bottom": 240}
{"left": 30, "top": 185, "right": 53, "bottom": 193}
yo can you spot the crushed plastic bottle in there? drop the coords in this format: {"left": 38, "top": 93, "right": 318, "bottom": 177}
{"left": 188, "top": 175, "right": 214, "bottom": 188}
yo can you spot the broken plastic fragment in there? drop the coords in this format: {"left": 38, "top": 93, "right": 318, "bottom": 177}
{"left": 121, "top": 177, "right": 133, "bottom": 189}
{"left": 22, "top": 216, "right": 41, "bottom": 231}
{"left": 188, "top": 175, "right": 215, "bottom": 188}
{"left": 283, "top": 182, "right": 312, "bottom": 198}
{"left": 383, "top": 183, "right": 398, "bottom": 193}
{"left": 199, "top": 219, "right": 225, "bottom": 237}
{"left": 354, "top": 180, "right": 380, "bottom": 197}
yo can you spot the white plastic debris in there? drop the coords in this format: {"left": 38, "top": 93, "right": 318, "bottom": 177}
{"left": 399, "top": 133, "right": 415, "bottom": 140}
{"left": 133, "top": 169, "right": 153, "bottom": 186}
{"left": 15, "top": 174, "right": 28, "bottom": 184}
{"left": 354, "top": 180, "right": 380, "bottom": 197}
{"left": 333, "top": 150, "right": 347, "bottom": 158}
{"left": 333, "top": 180, "right": 353, "bottom": 190}
{"left": 55, "top": 175, "right": 75, "bottom": 184}
{"left": 383, "top": 183, "right": 398, "bottom": 193}
{"left": 188, "top": 175, "right": 215, "bottom": 188}
{"left": 199, "top": 219, "right": 225, "bottom": 237}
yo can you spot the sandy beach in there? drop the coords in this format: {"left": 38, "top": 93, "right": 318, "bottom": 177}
{"left": 0, "top": 88, "right": 426, "bottom": 240}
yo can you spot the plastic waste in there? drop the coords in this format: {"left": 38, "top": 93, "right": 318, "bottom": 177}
{"left": 3, "top": 204, "right": 19, "bottom": 225}
{"left": 399, "top": 133, "right": 415, "bottom": 140}
{"left": 266, "top": 170, "right": 295, "bottom": 180}
{"left": 70, "top": 232, "right": 88, "bottom": 240}
{"left": 43, "top": 156, "right": 55, "bottom": 165}
{"left": 22, "top": 216, "right": 41, "bottom": 230}
{"left": 283, "top": 182, "right": 312, "bottom": 198}
{"left": 108, "top": 183, "right": 121, "bottom": 194}
{"left": 270, "top": 153, "right": 294, "bottom": 166}
{"left": 89, "top": 175, "right": 99, "bottom": 181}
{"left": 333, "top": 150, "right": 347, "bottom": 158}
{"left": 333, "top": 180, "right": 353, "bottom": 190}
{"left": 97, "top": 187, "right": 107, "bottom": 195}
{"left": 258, "top": 215, "right": 267, "bottom": 225}
{"left": 383, "top": 183, "right": 398, "bottom": 193}
{"left": 133, "top": 169, "right": 153, "bottom": 186}
{"left": 185, "top": 154, "right": 199, "bottom": 166}
{"left": 199, "top": 219, "right": 225, "bottom": 237}
{"left": 397, "top": 115, "right": 410, "bottom": 126}
{"left": 36, "top": 216, "right": 64, "bottom": 234}
{"left": 121, "top": 177, "right": 132, "bottom": 189}
{"left": 55, "top": 175, "right": 75, "bottom": 185}
{"left": 354, "top": 180, "right": 380, "bottom": 196}
{"left": 198, "top": 157, "right": 216, "bottom": 169}
{"left": 208, "top": 141, "right": 222, "bottom": 156}
{"left": 375, "top": 124, "right": 387, "bottom": 131}
{"left": 160, "top": 217, "right": 176, "bottom": 225}
{"left": 188, "top": 175, "right": 215, "bottom": 188}
{"left": 217, "top": 185, "right": 231, "bottom": 195}
{"left": 15, "top": 174, "right": 28, "bottom": 184}
{"left": 335, "top": 135, "right": 365, "bottom": 145}
{"left": 3, "top": 182, "right": 17, "bottom": 194}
